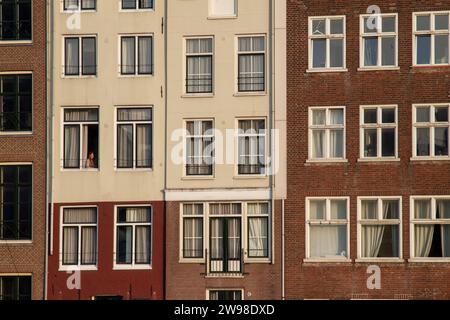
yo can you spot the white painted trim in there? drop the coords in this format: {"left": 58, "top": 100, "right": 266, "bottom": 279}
{"left": 206, "top": 288, "right": 244, "bottom": 301}
{"left": 61, "top": 34, "right": 98, "bottom": 78}
{"left": 166, "top": 189, "right": 270, "bottom": 201}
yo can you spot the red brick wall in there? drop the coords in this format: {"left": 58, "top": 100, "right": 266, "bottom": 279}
{"left": 0, "top": 1, "right": 46, "bottom": 300}
{"left": 47, "top": 201, "right": 165, "bottom": 300}
{"left": 286, "top": 0, "right": 450, "bottom": 299}
{"left": 165, "top": 200, "right": 282, "bottom": 300}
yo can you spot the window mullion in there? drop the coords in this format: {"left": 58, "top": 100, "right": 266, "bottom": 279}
{"left": 133, "top": 123, "right": 137, "bottom": 168}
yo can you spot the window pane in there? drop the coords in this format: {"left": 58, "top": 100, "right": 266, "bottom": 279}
{"left": 435, "top": 127, "right": 449, "bottom": 156}
{"left": 64, "top": 125, "right": 80, "bottom": 168}
{"left": 63, "top": 208, "right": 97, "bottom": 224}
{"left": 136, "top": 124, "right": 152, "bottom": 168}
{"left": 435, "top": 107, "right": 449, "bottom": 122}
{"left": 82, "top": 38, "right": 96, "bottom": 75}
{"left": 416, "top": 107, "right": 430, "bottom": 122}
{"left": 435, "top": 14, "right": 449, "bottom": 30}
{"left": 384, "top": 200, "right": 399, "bottom": 219}
{"left": 364, "top": 129, "right": 377, "bottom": 157}
{"left": 435, "top": 34, "right": 449, "bottom": 64}
{"left": 117, "top": 125, "right": 133, "bottom": 168}
{"left": 381, "top": 128, "right": 396, "bottom": 157}
{"left": 330, "top": 109, "right": 344, "bottom": 125}
{"left": 382, "top": 16, "right": 396, "bottom": 32}
{"left": 81, "top": 226, "right": 97, "bottom": 265}
{"left": 135, "top": 226, "right": 151, "bottom": 264}
{"left": 122, "top": 0, "right": 136, "bottom": 9}
{"left": 81, "top": 0, "right": 96, "bottom": 10}
{"left": 65, "top": 38, "right": 79, "bottom": 75}
{"left": 414, "top": 200, "right": 431, "bottom": 219}
{"left": 183, "top": 218, "right": 203, "bottom": 258}
{"left": 138, "top": 37, "right": 153, "bottom": 74}
{"left": 310, "top": 225, "right": 347, "bottom": 258}
{"left": 117, "top": 108, "right": 152, "bottom": 121}
{"left": 416, "top": 15, "right": 431, "bottom": 31}
{"left": 364, "top": 37, "right": 378, "bottom": 66}
{"left": 330, "top": 129, "right": 344, "bottom": 158}
{"left": 416, "top": 128, "right": 430, "bottom": 156}
{"left": 364, "top": 108, "right": 377, "bottom": 124}
{"left": 364, "top": 17, "right": 378, "bottom": 33}
{"left": 117, "top": 226, "right": 132, "bottom": 264}
{"left": 312, "top": 39, "right": 326, "bottom": 68}
{"left": 64, "top": 108, "right": 98, "bottom": 122}
{"left": 361, "top": 225, "right": 399, "bottom": 257}
{"left": 382, "top": 108, "right": 395, "bottom": 123}
{"left": 416, "top": 35, "right": 431, "bottom": 65}
{"left": 361, "top": 200, "right": 377, "bottom": 219}
{"left": 65, "top": 0, "right": 79, "bottom": 9}
{"left": 248, "top": 217, "right": 268, "bottom": 257}
{"left": 330, "top": 200, "right": 346, "bottom": 219}
{"left": 139, "top": 0, "right": 153, "bottom": 9}
{"left": 63, "top": 227, "right": 78, "bottom": 265}
{"left": 330, "top": 19, "right": 343, "bottom": 34}
{"left": 309, "top": 200, "right": 326, "bottom": 220}
{"left": 312, "top": 109, "right": 326, "bottom": 125}
{"left": 312, "top": 130, "right": 325, "bottom": 158}
{"left": 118, "top": 207, "right": 151, "bottom": 223}
{"left": 437, "top": 200, "right": 450, "bottom": 219}
{"left": 121, "top": 37, "right": 136, "bottom": 74}
{"left": 382, "top": 37, "right": 396, "bottom": 66}
{"left": 312, "top": 19, "right": 325, "bottom": 35}
{"left": 330, "top": 39, "right": 343, "bottom": 68}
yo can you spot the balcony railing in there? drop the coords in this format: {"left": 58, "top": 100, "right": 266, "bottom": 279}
{"left": 204, "top": 248, "right": 245, "bottom": 277}
{"left": 237, "top": 75, "right": 265, "bottom": 92}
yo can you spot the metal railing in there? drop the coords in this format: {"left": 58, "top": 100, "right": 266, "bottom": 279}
{"left": 237, "top": 75, "right": 265, "bottom": 92}
{"left": 205, "top": 248, "right": 244, "bottom": 276}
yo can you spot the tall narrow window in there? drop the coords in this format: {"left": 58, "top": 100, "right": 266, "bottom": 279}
{"left": 63, "top": 108, "right": 99, "bottom": 169}
{"left": 63, "top": 0, "right": 96, "bottom": 11}
{"left": 414, "top": 12, "right": 450, "bottom": 65}
{"left": 0, "top": 0, "right": 32, "bottom": 41}
{"left": 309, "top": 107, "right": 345, "bottom": 160}
{"left": 116, "top": 108, "right": 153, "bottom": 169}
{"left": 306, "top": 198, "right": 349, "bottom": 260}
{"left": 413, "top": 104, "right": 449, "bottom": 158}
{"left": 116, "top": 207, "right": 152, "bottom": 266}
{"left": 358, "top": 198, "right": 401, "bottom": 258}
{"left": 182, "top": 203, "right": 204, "bottom": 259}
{"left": 122, "top": 0, "right": 154, "bottom": 10}
{"left": 247, "top": 203, "right": 269, "bottom": 258}
{"left": 412, "top": 197, "right": 450, "bottom": 259}
{"left": 308, "top": 16, "right": 346, "bottom": 70}
{"left": 185, "top": 120, "right": 214, "bottom": 176}
{"left": 120, "top": 35, "right": 153, "bottom": 75}
{"left": 0, "top": 165, "right": 32, "bottom": 240}
{"left": 61, "top": 207, "right": 97, "bottom": 266}
{"left": 64, "top": 36, "right": 97, "bottom": 76}
{"left": 237, "top": 119, "right": 266, "bottom": 175}
{"left": 360, "top": 14, "right": 397, "bottom": 68}
{"left": 209, "top": 0, "right": 236, "bottom": 17}
{"left": 0, "top": 74, "right": 32, "bottom": 132}
{"left": 360, "top": 106, "right": 397, "bottom": 159}
{"left": 0, "top": 276, "right": 31, "bottom": 300}
{"left": 186, "top": 38, "right": 213, "bottom": 94}
{"left": 237, "top": 36, "right": 265, "bottom": 92}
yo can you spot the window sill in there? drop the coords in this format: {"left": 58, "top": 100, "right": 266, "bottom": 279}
{"left": 408, "top": 258, "right": 450, "bottom": 263}
{"left": 306, "top": 68, "right": 348, "bottom": 73}
{"left": 62, "top": 75, "right": 97, "bottom": 79}
{"left": 59, "top": 266, "right": 98, "bottom": 272}
{"left": 61, "top": 168, "right": 100, "bottom": 172}
{"left": 410, "top": 157, "right": 450, "bottom": 162}
{"left": 207, "top": 15, "right": 238, "bottom": 20}
{"left": 233, "top": 174, "right": 267, "bottom": 180}
{"left": 181, "top": 93, "right": 214, "bottom": 98}
{"left": 303, "top": 258, "right": 352, "bottom": 263}
{"left": 233, "top": 92, "right": 267, "bottom": 97}
{"left": 181, "top": 176, "right": 215, "bottom": 180}
{"left": 244, "top": 258, "right": 271, "bottom": 264}
{"left": 61, "top": 10, "right": 97, "bottom": 14}
{"left": 178, "top": 258, "right": 205, "bottom": 264}
{"left": 118, "top": 73, "right": 154, "bottom": 78}
{"left": 0, "top": 131, "right": 33, "bottom": 136}
{"left": 0, "top": 240, "right": 32, "bottom": 245}
{"left": 205, "top": 274, "right": 245, "bottom": 279}
{"left": 355, "top": 258, "right": 405, "bottom": 263}
{"left": 119, "top": 9, "right": 155, "bottom": 13}
{"left": 113, "top": 265, "right": 152, "bottom": 270}
{"left": 305, "top": 159, "right": 348, "bottom": 165}
{"left": 357, "top": 158, "right": 400, "bottom": 163}
{"left": 0, "top": 40, "right": 33, "bottom": 45}
{"left": 115, "top": 168, "right": 153, "bottom": 172}
{"left": 357, "top": 67, "right": 400, "bottom": 72}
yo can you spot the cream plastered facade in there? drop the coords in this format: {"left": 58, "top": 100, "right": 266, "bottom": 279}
{"left": 165, "top": 0, "right": 286, "bottom": 199}
{"left": 51, "top": 0, "right": 165, "bottom": 203}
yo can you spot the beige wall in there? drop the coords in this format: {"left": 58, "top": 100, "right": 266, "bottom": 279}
{"left": 166, "top": 0, "right": 279, "bottom": 192}
{"left": 52, "top": 0, "right": 165, "bottom": 203}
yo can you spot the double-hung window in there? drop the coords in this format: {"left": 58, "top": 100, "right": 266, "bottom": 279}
{"left": 309, "top": 107, "right": 345, "bottom": 160}
{"left": 120, "top": 35, "right": 153, "bottom": 75}
{"left": 185, "top": 38, "right": 213, "bottom": 94}
{"left": 308, "top": 16, "right": 346, "bottom": 71}
{"left": 414, "top": 12, "right": 450, "bottom": 66}
{"left": 63, "top": 0, "right": 96, "bottom": 11}
{"left": 182, "top": 203, "right": 204, "bottom": 259}
{"left": 247, "top": 202, "right": 269, "bottom": 258}
{"left": 61, "top": 207, "right": 97, "bottom": 267}
{"left": 185, "top": 120, "right": 214, "bottom": 176}
{"left": 306, "top": 198, "right": 349, "bottom": 260}
{"left": 358, "top": 198, "right": 401, "bottom": 259}
{"left": 116, "top": 108, "right": 153, "bottom": 169}
{"left": 0, "top": 0, "right": 32, "bottom": 41}
{"left": 0, "top": 165, "right": 32, "bottom": 241}
{"left": 413, "top": 104, "right": 449, "bottom": 158}
{"left": 121, "top": 0, "right": 154, "bottom": 10}
{"left": 360, "top": 106, "right": 397, "bottom": 159}
{"left": 411, "top": 197, "right": 450, "bottom": 259}
{"left": 115, "top": 206, "right": 152, "bottom": 267}
{"left": 0, "top": 276, "right": 31, "bottom": 300}
{"left": 360, "top": 13, "right": 398, "bottom": 68}
{"left": 64, "top": 36, "right": 97, "bottom": 76}
{"left": 237, "top": 119, "right": 266, "bottom": 175}
{"left": 0, "top": 74, "right": 32, "bottom": 132}
{"left": 237, "top": 36, "right": 265, "bottom": 92}
{"left": 63, "top": 108, "right": 99, "bottom": 169}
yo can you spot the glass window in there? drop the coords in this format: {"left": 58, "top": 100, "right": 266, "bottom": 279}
{"left": 121, "top": 35, "right": 153, "bottom": 75}
{"left": 64, "top": 37, "right": 97, "bottom": 76}
{"left": 0, "top": 0, "right": 32, "bottom": 40}
{"left": 0, "top": 276, "right": 31, "bottom": 300}
{"left": 237, "top": 36, "right": 265, "bottom": 92}
{"left": 122, "top": 0, "right": 154, "bottom": 10}
{"left": 414, "top": 105, "right": 449, "bottom": 157}
{"left": 186, "top": 38, "right": 213, "bottom": 93}
{"left": 237, "top": 119, "right": 266, "bottom": 175}
{"left": 0, "top": 74, "right": 32, "bottom": 132}
{"left": 185, "top": 120, "right": 214, "bottom": 176}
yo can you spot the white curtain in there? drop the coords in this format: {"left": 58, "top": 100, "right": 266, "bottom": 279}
{"left": 64, "top": 207, "right": 97, "bottom": 223}
{"left": 138, "top": 37, "right": 152, "bottom": 74}
{"left": 184, "top": 218, "right": 203, "bottom": 257}
{"left": 63, "top": 227, "right": 78, "bottom": 264}
{"left": 361, "top": 201, "right": 388, "bottom": 257}
{"left": 414, "top": 225, "right": 434, "bottom": 257}
{"left": 228, "top": 219, "right": 241, "bottom": 259}
{"left": 65, "top": 0, "right": 78, "bottom": 9}
{"left": 81, "top": 227, "right": 96, "bottom": 264}
{"left": 330, "top": 129, "right": 343, "bottom": 158}
{"left": 117, "top": 125, "right": 133, "bottom": 168}
{"left": 312, "top": 130, "right": 325, "bottom": 158}
{"left": 117, "top": 108, "right": 152, "bottom": 121}
{"left": 364, "top": 37, "right": 378, "bottom": 66}
{"left": 438, "top": 201, "right": 450, "bottom": 257}
{"left": 125, "top": 207, "right": 150, "bottom": 222}
{"left": 121, "top": 37, "right": 135, "bottom": 74}
{"left": 210, "top": 219, "right": 223, "bottom": 259}
{"left": 135, "top": 226, "right": 151, "bottom": 264}
{"left": 82, "top": 0, "right": 95, "bottom": 9}
{"left": 136, "top": 124, "right": 152, "bottom": 167}
{"left": 310, "top": 225, "right": 346, "bottom": 258}
{"left": 248, "top": 218, "right": 268, "bottom": 257}
{"left": 65, "top": 38, "right": 79, "bottom": 74}
{"left": 64, "top": 126, "right": 80, "bottom": 168}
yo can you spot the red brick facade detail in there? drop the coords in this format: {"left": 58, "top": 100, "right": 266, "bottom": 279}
{"left": 286, "top": 0, "right": 450, "bottom": 299}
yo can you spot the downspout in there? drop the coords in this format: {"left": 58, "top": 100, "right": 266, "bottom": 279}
{"left": 163, "top": 0, "right": 168, "bottom": 301}
{"left": 44, "top": 0, "right": 55, "bottom": 300}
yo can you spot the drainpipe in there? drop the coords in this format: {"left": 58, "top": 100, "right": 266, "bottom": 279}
{"left": 163, "top": 0, "right": 168, "bottom": 301}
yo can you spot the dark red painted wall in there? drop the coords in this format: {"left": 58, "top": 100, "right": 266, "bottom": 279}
{"left": 47, "top": 201, "right": 164, "bottom": 300}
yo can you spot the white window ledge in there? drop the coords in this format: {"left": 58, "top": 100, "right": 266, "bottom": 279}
{"left": 358, "top": 67, "right": 400, "bottom": 72}
{"left": 306, "top": 68, "right": 348, "bottom": 73}
{"left": 181, "top": 176, "right": 215, "bottom": 180}
{"left": 305, "top": 159, "right": 348, "bottom": 164}
{"left": 357, "top": 158, "right": 400, "bottom": 163}
{"left": 408, "top": 258, "right": 450, "bottom": 263}
{"left": 181, "top": 93, "right": 214, "bottom": 98}
{"left": 59, "top": 266, "right": 98, "bottom": 272}
{"left": 0, "top": 240, "right": 32, "bottom": 245}
{"left": 179, "top": 258, "right": 205, "bottom": 264}
{"left": 113, "top": 265, "right": 152, "bottom": 271}
{"left": 410, "top": 157, "right": 450, "bottom": 162}
{"left": 0, "top": 132, "right": 33, "bottom": 136}
{"left": 233, "top": 92, "right": 267, "bottom": 97}
{"left": 355, "top": 258, "right": 405, "bottom": 263}
{"left": 233, "top": 175, "right": 267, "bottom": 180}
{"left": 207, "top": 15, "right": 237, "bottom": 20}
{"left": 0, "top": 40, "right": 33, "bottom": 45}
{"left": 303, "top": 258, "right": 352, "bottom": 263}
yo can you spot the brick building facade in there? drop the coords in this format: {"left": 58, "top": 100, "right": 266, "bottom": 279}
{"left": 286, "top": 0, "right": 450, "bottom": 299}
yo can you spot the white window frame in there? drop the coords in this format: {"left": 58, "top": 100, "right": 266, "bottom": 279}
{"left": 179, "top": 203, "right": 205, "bottom": 263}
{"left": 113, "top": 106, "right": 153, "bottom": 171}
{"left": 359, "top": 13, "right": 399, "bottom": 70}
{"left": 357, "top": 197, "right": 403, "bottom": 262}
{"left": 412, "top": 103, "right": 450, "bottom": 160}
{"left": 61, "top": 0, "right": 97, "bottom": 12}
{"left": 308, "top": 106, "right": 346, "bottom": 162}
{"left": 307, "top": 16, "right": 347, "bottom": 72}
{"left": 208, "top": 0, "right": 237, "bottom": 19}
{"left": 118, "top": 0, "right": 154, "bottom": 12}
{"left": 206, "top": 288, "right": 244, "bottom": 300}
{"left": 61, "top": 35, "right": 97, "bottom": 78}
{"left": 118, "top": 34, "right": 154, "bottom": 77}
{"left": 413, "top": 11, "right": 450, "bottom": 66}
{"left": 359, "top": 105, "right": 398, "bottom": 161}
{"left": 113, "top": 204, "right": 153, "bottom": 270}
{"left": 410, "top": 196, "right": 450, "bottom": 262}
{"left": 59, "top": 206, "right": 98, "bottom": 271}
{"left": 305, "top": 197, "right": 350, "bottom": 262}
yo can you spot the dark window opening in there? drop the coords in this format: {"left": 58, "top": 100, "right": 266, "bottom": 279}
{"left": 0, "top": 0, "right": 32, "bottom": 41}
